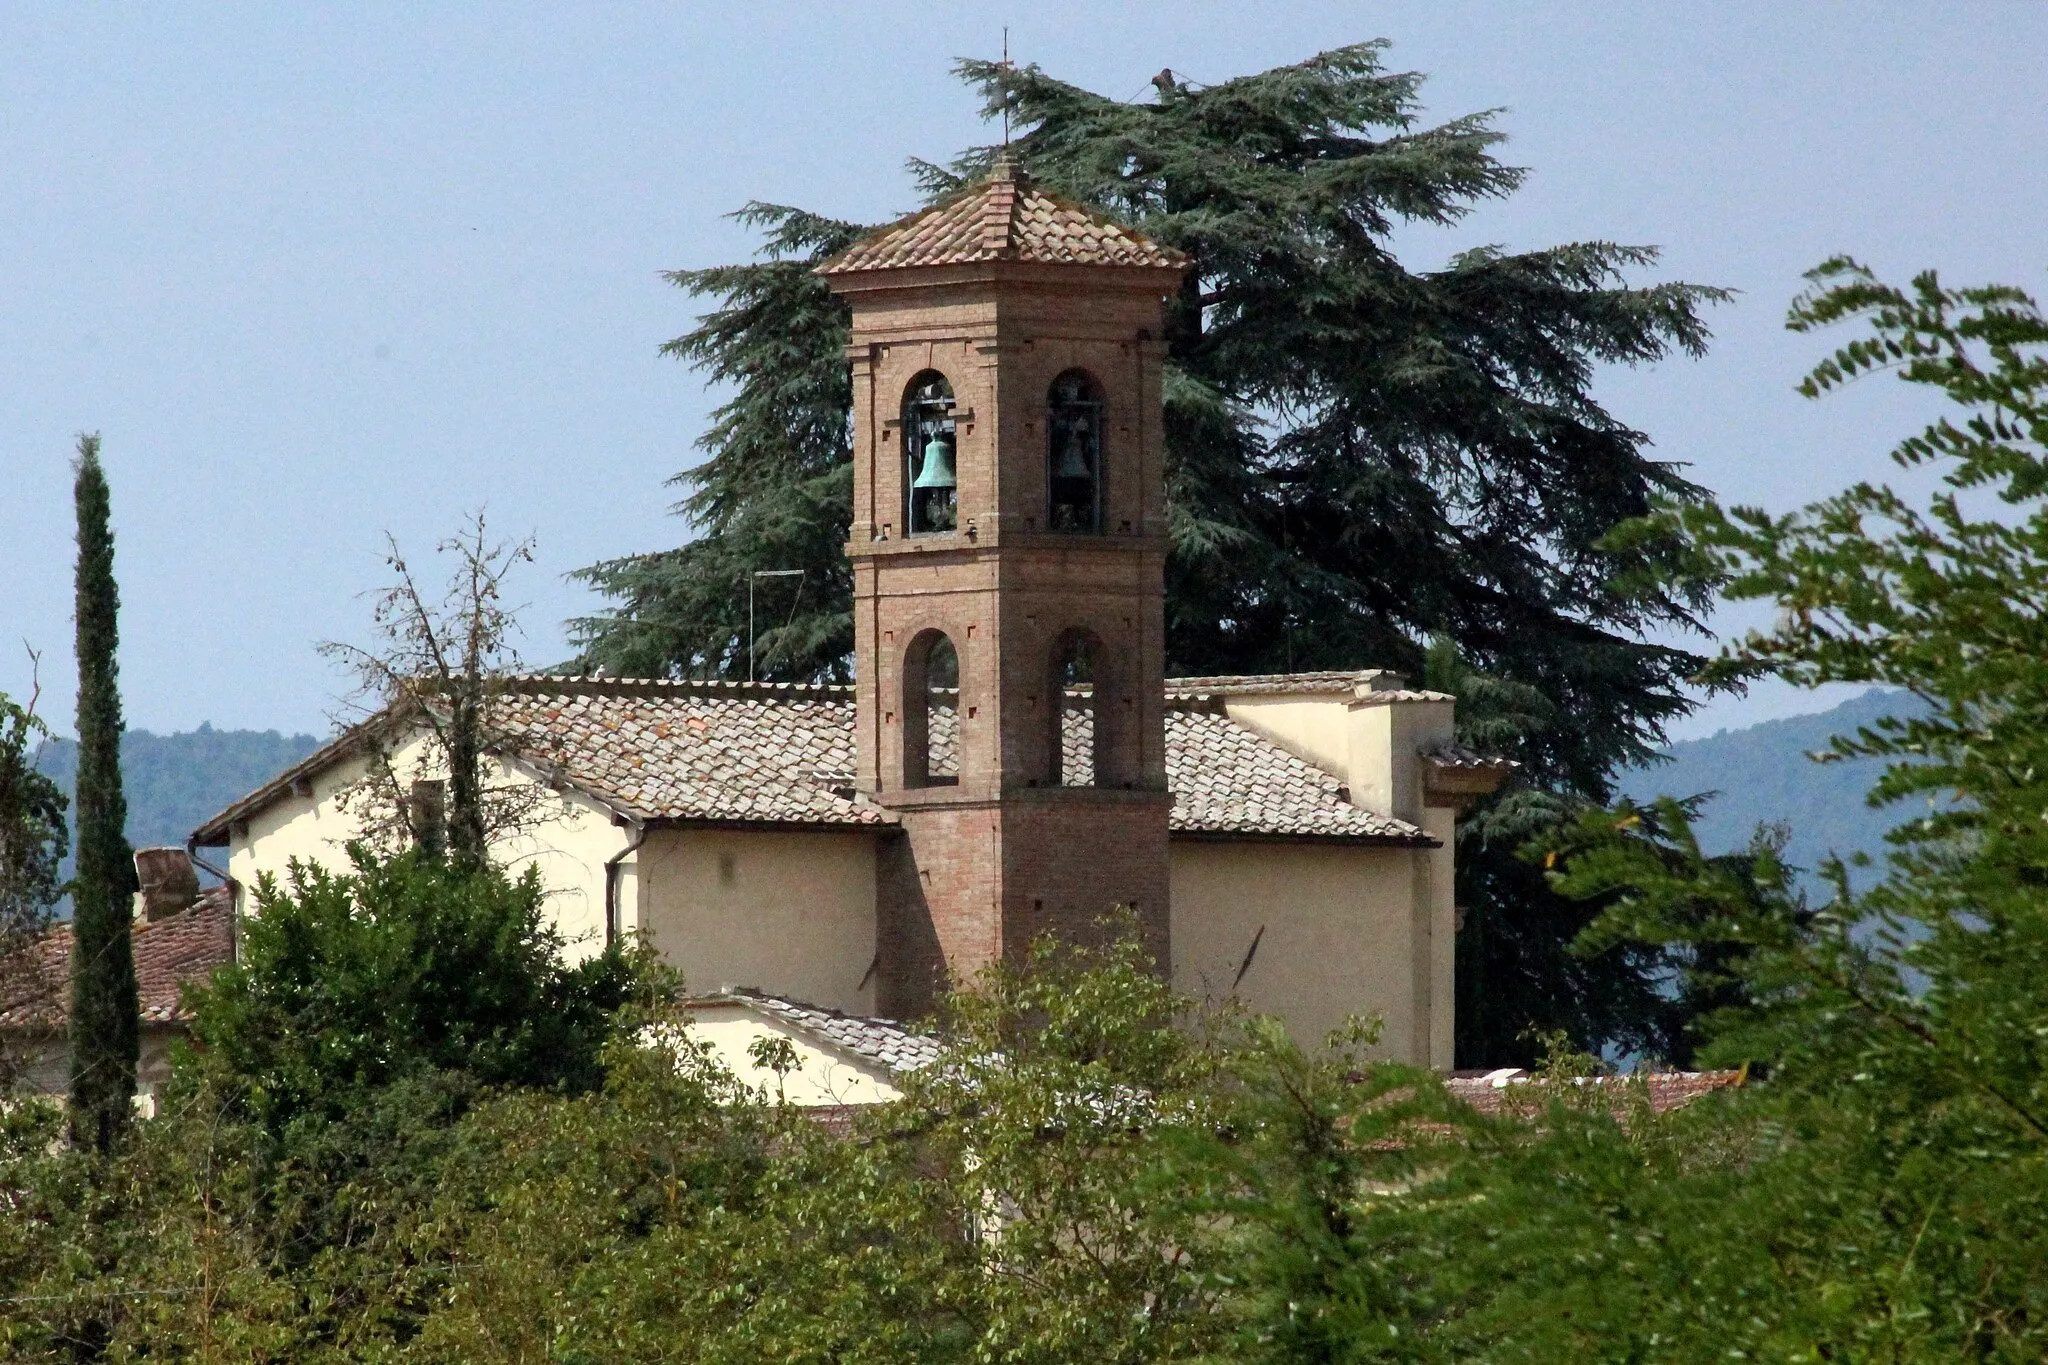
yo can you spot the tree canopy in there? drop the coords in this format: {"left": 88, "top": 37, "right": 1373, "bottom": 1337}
{"left": 67, "top": 432, "right": 139, "bottom": 1152}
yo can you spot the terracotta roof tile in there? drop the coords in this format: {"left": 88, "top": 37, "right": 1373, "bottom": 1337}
{"left": 1163, "top": 705, "right": 1429, "bottom": 842}
{"left": 821, "top": 159, "right": 1187, "bottom": 275}
{"left": 1, "top": 886, "right": 235, "bottom": 1031}
{"left": 495, "top": 682, "right": 886, "bottom": 828}
{"left": 1443, "top": 1067, "right": 1744, "bottom": 1118}
{"left": 1424, "top": 743, "right": 1520, "bottom": 774}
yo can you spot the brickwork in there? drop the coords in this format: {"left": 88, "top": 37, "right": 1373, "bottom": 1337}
{"left": 827, "top": 162, "right": 1188, "bottom": 1012}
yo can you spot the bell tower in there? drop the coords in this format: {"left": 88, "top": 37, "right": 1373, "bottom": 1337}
{"left": 822, "top": 160, "right": 1190, "bottom": 1016}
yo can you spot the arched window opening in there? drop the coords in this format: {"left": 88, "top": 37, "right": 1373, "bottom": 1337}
{"left": 903, "top": 372, "right": 958, "bottom": 536}
{"left": 903, "top": 630, "right": 961, "bottom": 787}
{"left": 1047, "top": 370, "right": 1103, "bottom": 534}
{"left": 1050, "top": 630, "right": 1100, "bottom": 787}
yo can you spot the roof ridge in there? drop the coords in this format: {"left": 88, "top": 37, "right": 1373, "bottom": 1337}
{"left": 503, "top": 675, "right": 854, "bottom": 701}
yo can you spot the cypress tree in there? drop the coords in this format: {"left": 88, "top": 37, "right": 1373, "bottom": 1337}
{"left": 68, "top": 432, "right": 139, "bottom": 1150}
{"left": 573, "top": 44, "right": 1731, "bottom": 1062}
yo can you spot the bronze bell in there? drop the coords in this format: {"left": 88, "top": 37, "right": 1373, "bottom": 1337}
{"left": 913, "top": 434, "right": 957, "bottom": 489}
{"left": 1054, "top": 427, "right": 1092, "bottom": 480}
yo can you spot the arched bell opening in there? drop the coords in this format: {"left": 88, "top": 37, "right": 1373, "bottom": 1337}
{"left": 903, "top": 372, "right": 958, "bottom": 536}
{"left": 1048, "top": 627, "right": 1106, "bottom": 787}
{"left": 1046, "top": 369, "right": 1104, "bottom": 534}
{"left": 902, "top": 629, "right": 961, "bottom": 788}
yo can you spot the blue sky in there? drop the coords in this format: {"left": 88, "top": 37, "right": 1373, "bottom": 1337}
{"left": 2, "top": 3, "right": 2043, "bottom": 741}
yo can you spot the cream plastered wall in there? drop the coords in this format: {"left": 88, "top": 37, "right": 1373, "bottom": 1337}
{"left": 638, "top": 828, "right": 878, "bottom": 1015}
{"left": 1170, "top": 838, "right": 1452, "bottom": 1067}
{"left": 1219, "top": 692, "right": 1454, "bottom": 826}
{"left": 685, "top": 1002, "right": 902, "bottom": 1106}
{"left": 222, "top": 729, "right": 642, "bottom": 962}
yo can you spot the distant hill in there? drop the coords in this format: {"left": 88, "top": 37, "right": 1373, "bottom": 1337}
{"left": 1617, "top": 688, "right": 1929, "bottom": 884}
{"left": 34, "top": 724, "right": 324, "bottom": 868}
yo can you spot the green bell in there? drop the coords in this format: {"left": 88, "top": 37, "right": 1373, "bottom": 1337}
{"left": 1054, "top": 428, "right": 1092, "bottom": 481}
{"left": 913, "top": 434, "right": 957, "bottom": 490}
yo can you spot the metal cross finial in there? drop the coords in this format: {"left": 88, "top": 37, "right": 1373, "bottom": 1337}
{"left": 1000, "top": 27, "right": 1012, "bottom": 148}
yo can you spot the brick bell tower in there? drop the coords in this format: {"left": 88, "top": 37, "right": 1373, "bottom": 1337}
{"left": 821, "top": 159, "right": 1190, "bottom": 1016}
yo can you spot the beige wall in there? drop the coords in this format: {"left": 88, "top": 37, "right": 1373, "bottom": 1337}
{"left": 1221, "top": 689, "right": 1454, "bottom": 826}
{"left": 638, "top": 828, "right": 878, "bottom": 1015}
{"left": 686, "top": 1003, "right": 901, "bottom": 1106}
{"left": 223, "top": 729, "right": 642, "bottom": 962}
{"left": 1170, "top": 838, "right": 1451, "bottom": 1067}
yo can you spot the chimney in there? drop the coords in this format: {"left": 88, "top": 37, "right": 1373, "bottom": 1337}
{"left": 133, "top": 847, "right": 200, "bottom": 921}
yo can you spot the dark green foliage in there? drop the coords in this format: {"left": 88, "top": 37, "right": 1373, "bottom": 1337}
{"left": 0, "top": 851, "right": 649, "bottom": 1358}
{"left": 372, "top": 929, "right": 1250, "bottom": 1364}
{"left": 67, "top": 432, "right": 139, "bottom": 1153}
{"left": 1492, "top": 260, "right": 2048, "bottom": 1356}
{"left": 1547, "top": 796, "right": 1808, "bottom": 1067}
{"left": 1425, "top": 638, "right": 1692, "bottom": 1066}
{"left": 0, "top": 687, "right": 67, "bottom": 1092}
{"left": 573, "top": 45, "right": 1730, "bottom": 1061}
{"left": 573, "top": 207, "right": 867, "bottom": 680}
{"left": 0, "top": 691, "right": 66, "bottom": 944}
{"left": 187, "top": 849, "right": 634, "bottom": 1131}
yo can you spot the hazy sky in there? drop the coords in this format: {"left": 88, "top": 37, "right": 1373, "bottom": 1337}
{"left": 3, "top": 4, "right": 2043, "bottom": 743}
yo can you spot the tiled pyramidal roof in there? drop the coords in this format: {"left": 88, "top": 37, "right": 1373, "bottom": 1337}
{"left": 820, "top": 158, "right": 1188, "bottom": 274}
{"left": 721, "top": 990, "right": 943, "bottom": 1075}
{"left": 486, "top": 677, "right": 1432, "bottom": 844}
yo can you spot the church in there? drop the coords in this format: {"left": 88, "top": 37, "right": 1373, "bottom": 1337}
{"left": 190, "top": 160, "right": 1509, "bottom": 1072}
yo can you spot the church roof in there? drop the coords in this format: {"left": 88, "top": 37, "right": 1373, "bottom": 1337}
{"left": 819, "top": 159, "right": 1188, "bottom": 275}
{"left": 496, "top": 679, "right": 1428, "bottom": 843}
{"left": 193, "top": 676, "right": 1436, "bottom": 847}
{"left": 0, "top": 885, "right": 235, "bottom": 1031}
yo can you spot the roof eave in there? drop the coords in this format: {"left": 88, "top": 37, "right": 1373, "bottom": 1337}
{"left": 821, "top": 256, "right": 1189, "bottom": 295}
{"left": 189, "top": 712, "right": 400, "bottom": 845}
{"left": 1169, "top": 827, "right": 1440, "bottom": 850}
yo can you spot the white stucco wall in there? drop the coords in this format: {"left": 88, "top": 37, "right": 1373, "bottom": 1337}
{"left": 685, "top": 1002, "right": 901, "bottom": 1106}
{"left": 1169, "top": 838, "right": 1450, "bottom": 1066}
{"left": 221, "top": 729, "right": 642, "bottom": 962}
{"left": 637, "top": 828, "right": 878, "bottom": 1014}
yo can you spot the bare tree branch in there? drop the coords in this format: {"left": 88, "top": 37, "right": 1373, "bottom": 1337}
{"left": 319, "top": 512, "right": 544, "bottom": 866}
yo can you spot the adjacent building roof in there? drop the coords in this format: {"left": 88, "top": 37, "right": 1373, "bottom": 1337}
{"left": 0, "top": 885, "right": 235, "bottom": 1031}
{"left": 820, "top": 158, "right": 1188, "bottom": 275}
{"left": 1443, "top": 1067, "right": 1744, "bottom": 1118}
{"left": 704, "top": 989, "right": 943, "bottom": 1076}
{"left": 194, "top": 675, "right": 1440, "bottom": 847}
